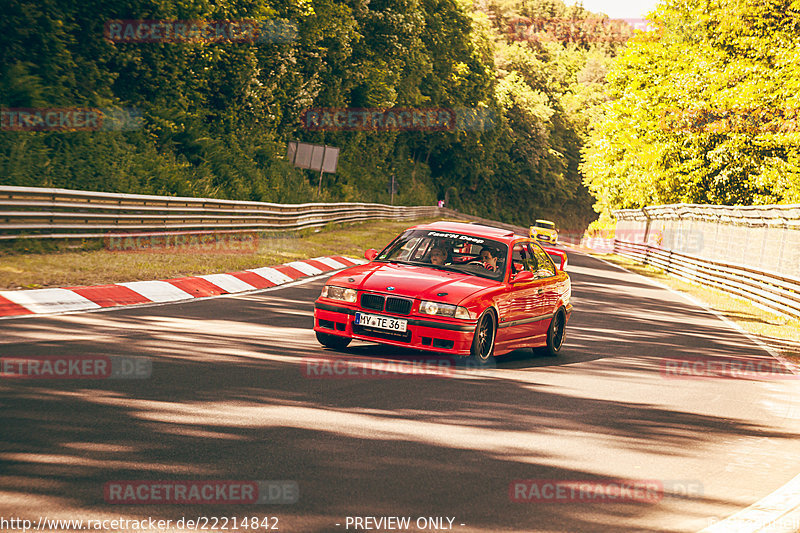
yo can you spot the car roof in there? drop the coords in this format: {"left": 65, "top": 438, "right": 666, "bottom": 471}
{"left": 534, "top": 219, "right": 554, "bottom": 224}
{"left": 409, "top": 221, "right": 520, "bottom": 242}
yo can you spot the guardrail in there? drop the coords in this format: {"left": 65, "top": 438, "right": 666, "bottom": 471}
{"left": 613, "top": 240, "right": 800, "bottom": 318}
{"left": 613, "top": 203, "right": 800, "bottom": 279}
{"left": 438, "top": 208, "right": 528, "bottom": 236}
{"left": 0, "top": 186, "right": 440, "bottom": 240}
{"left": 614, "top": 203, "right": 800, "bottom": 227}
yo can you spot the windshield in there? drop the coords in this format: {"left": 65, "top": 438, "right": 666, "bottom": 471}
{"left": 376, "top": 229, "right": 508, "bottom": 281}
{"left": 535, "top": 221, "right": 555, "bottom": 230}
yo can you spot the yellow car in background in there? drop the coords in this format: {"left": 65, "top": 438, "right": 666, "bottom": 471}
{"left": 530, "top": 219, "right": 558, "bottom": 244}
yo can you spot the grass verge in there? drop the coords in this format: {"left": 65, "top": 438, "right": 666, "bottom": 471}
{"left": 593, "top": 253, "right": 800, "bottom": 366}
{"left": 0, "top": 218, "right": 447, "bottom": 290}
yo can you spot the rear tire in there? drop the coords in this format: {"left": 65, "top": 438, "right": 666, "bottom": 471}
{"left": 315, "top": 331, "right": 351, "bottom": 351}
{"left": 542, "top": 308, "right": 566, "bottom": 356}
{"left": 468, "top": 311, "right": 496, "bottom": 366}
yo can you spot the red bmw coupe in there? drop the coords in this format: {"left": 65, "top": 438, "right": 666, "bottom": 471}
{"left": 313, "top": 221, "right": 572, "bottom": 364}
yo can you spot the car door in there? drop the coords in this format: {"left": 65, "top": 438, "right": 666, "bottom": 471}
{"left": 530, "top": 241, "right": 560, "bottom": 332}
{"left": 494, "top": 241, "right": 548, "bottom": 347}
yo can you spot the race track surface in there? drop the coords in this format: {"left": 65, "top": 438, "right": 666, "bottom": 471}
{"left": 2, "top": 250, "right": 799, "bottom": 532}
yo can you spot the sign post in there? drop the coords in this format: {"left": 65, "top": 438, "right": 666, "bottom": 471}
{"left": 286, "top": 142, "right": 339, "bottom": 196}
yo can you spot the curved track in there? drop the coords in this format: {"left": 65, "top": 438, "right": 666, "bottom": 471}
{"left": 1, "top": 250, "right": 799, "bottom": 532}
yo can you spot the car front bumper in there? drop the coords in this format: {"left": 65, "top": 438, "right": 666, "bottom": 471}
{"left": 314, "top": 301, "right": 476, "bottom": 356}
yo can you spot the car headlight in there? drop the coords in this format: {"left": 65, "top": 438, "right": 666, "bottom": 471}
{"left": 321, "top": 285, "right": 357, "bottom": 303}
{"left": 419, "top": 300, "right": 471, "bottom": 319}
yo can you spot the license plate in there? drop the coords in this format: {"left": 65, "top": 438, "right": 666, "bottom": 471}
{"left": 355, "top": 312, "right": 408, "bottom": 332}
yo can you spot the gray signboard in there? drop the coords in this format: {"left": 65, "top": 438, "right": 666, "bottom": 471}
{"left": 287, "top": 142, "right": 339, "bottom": 173}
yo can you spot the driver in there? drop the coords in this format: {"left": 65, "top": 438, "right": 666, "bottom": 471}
{"left": 476, "top": 246, "right": 501, "bottom": 271}
{"left": 429, "top": 247, "right": 448, "bottom": 265}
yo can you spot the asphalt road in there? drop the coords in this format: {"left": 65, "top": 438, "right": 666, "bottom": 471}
{"left": 2, "top": 250, "right": 800, "bottom": 533}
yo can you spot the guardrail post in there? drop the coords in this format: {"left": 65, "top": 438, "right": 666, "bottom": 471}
{"left": 777, "top": 223, "right": 786, "bottom": 269}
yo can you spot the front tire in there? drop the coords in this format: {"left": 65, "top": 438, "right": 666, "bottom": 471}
{"left": 542, "top": 308, "right": 566, "bottom": 356}
{"left": 468, "top": 311, "right": 496, "bottom": 366}
{"left": 315, "top": 331, "right": 351, "bottom": 351}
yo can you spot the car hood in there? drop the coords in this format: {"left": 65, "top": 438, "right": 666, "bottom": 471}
{"left": 328, "top": 262, "right": 497, "bottom": 303}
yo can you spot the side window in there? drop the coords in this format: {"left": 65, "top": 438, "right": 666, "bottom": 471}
{"left": 511, "top": 243, "right": 537, "bottom": 272}
{"left": 531, "top": 243, "right": 557, "bottom": 277}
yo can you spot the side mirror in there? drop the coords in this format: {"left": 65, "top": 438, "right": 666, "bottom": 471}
{"left": 512, "top": 270, "right": 534, "bottom": 283}
{"left": 365, "top": 249, "right": 378, "bottom": 261}
{"left": 544, "top": 248, "right": 567, "bottom": 272}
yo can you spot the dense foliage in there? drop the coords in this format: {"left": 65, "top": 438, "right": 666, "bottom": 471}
{"left": 582, "top": 0, "right": 800, "bottom": 216}
{"left": 1, "top": 0, "right": 629, "bottom": 228}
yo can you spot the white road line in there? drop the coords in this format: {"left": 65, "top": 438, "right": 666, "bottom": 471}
{"left": 699, "top": 473, "right": 800, "bottom": 532}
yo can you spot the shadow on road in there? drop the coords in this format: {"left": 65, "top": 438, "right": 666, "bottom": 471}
{"left": 1, "top": 251, "right": 798, "bottom": 533}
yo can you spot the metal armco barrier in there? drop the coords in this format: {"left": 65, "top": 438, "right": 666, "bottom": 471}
{"left": 0, "top": 186, "right": 440, "bottom": 240}
{"left": 614, "top": 203, "right": 800, "bottom": 278}
{"left": 613, "top": 239, "right": 800, "bottom": 318}
{"left": 611, "top": 203, "right": 800, "bottom": 318}
{"left": 438, "top": 208, "right": 528, "bottom": 235}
